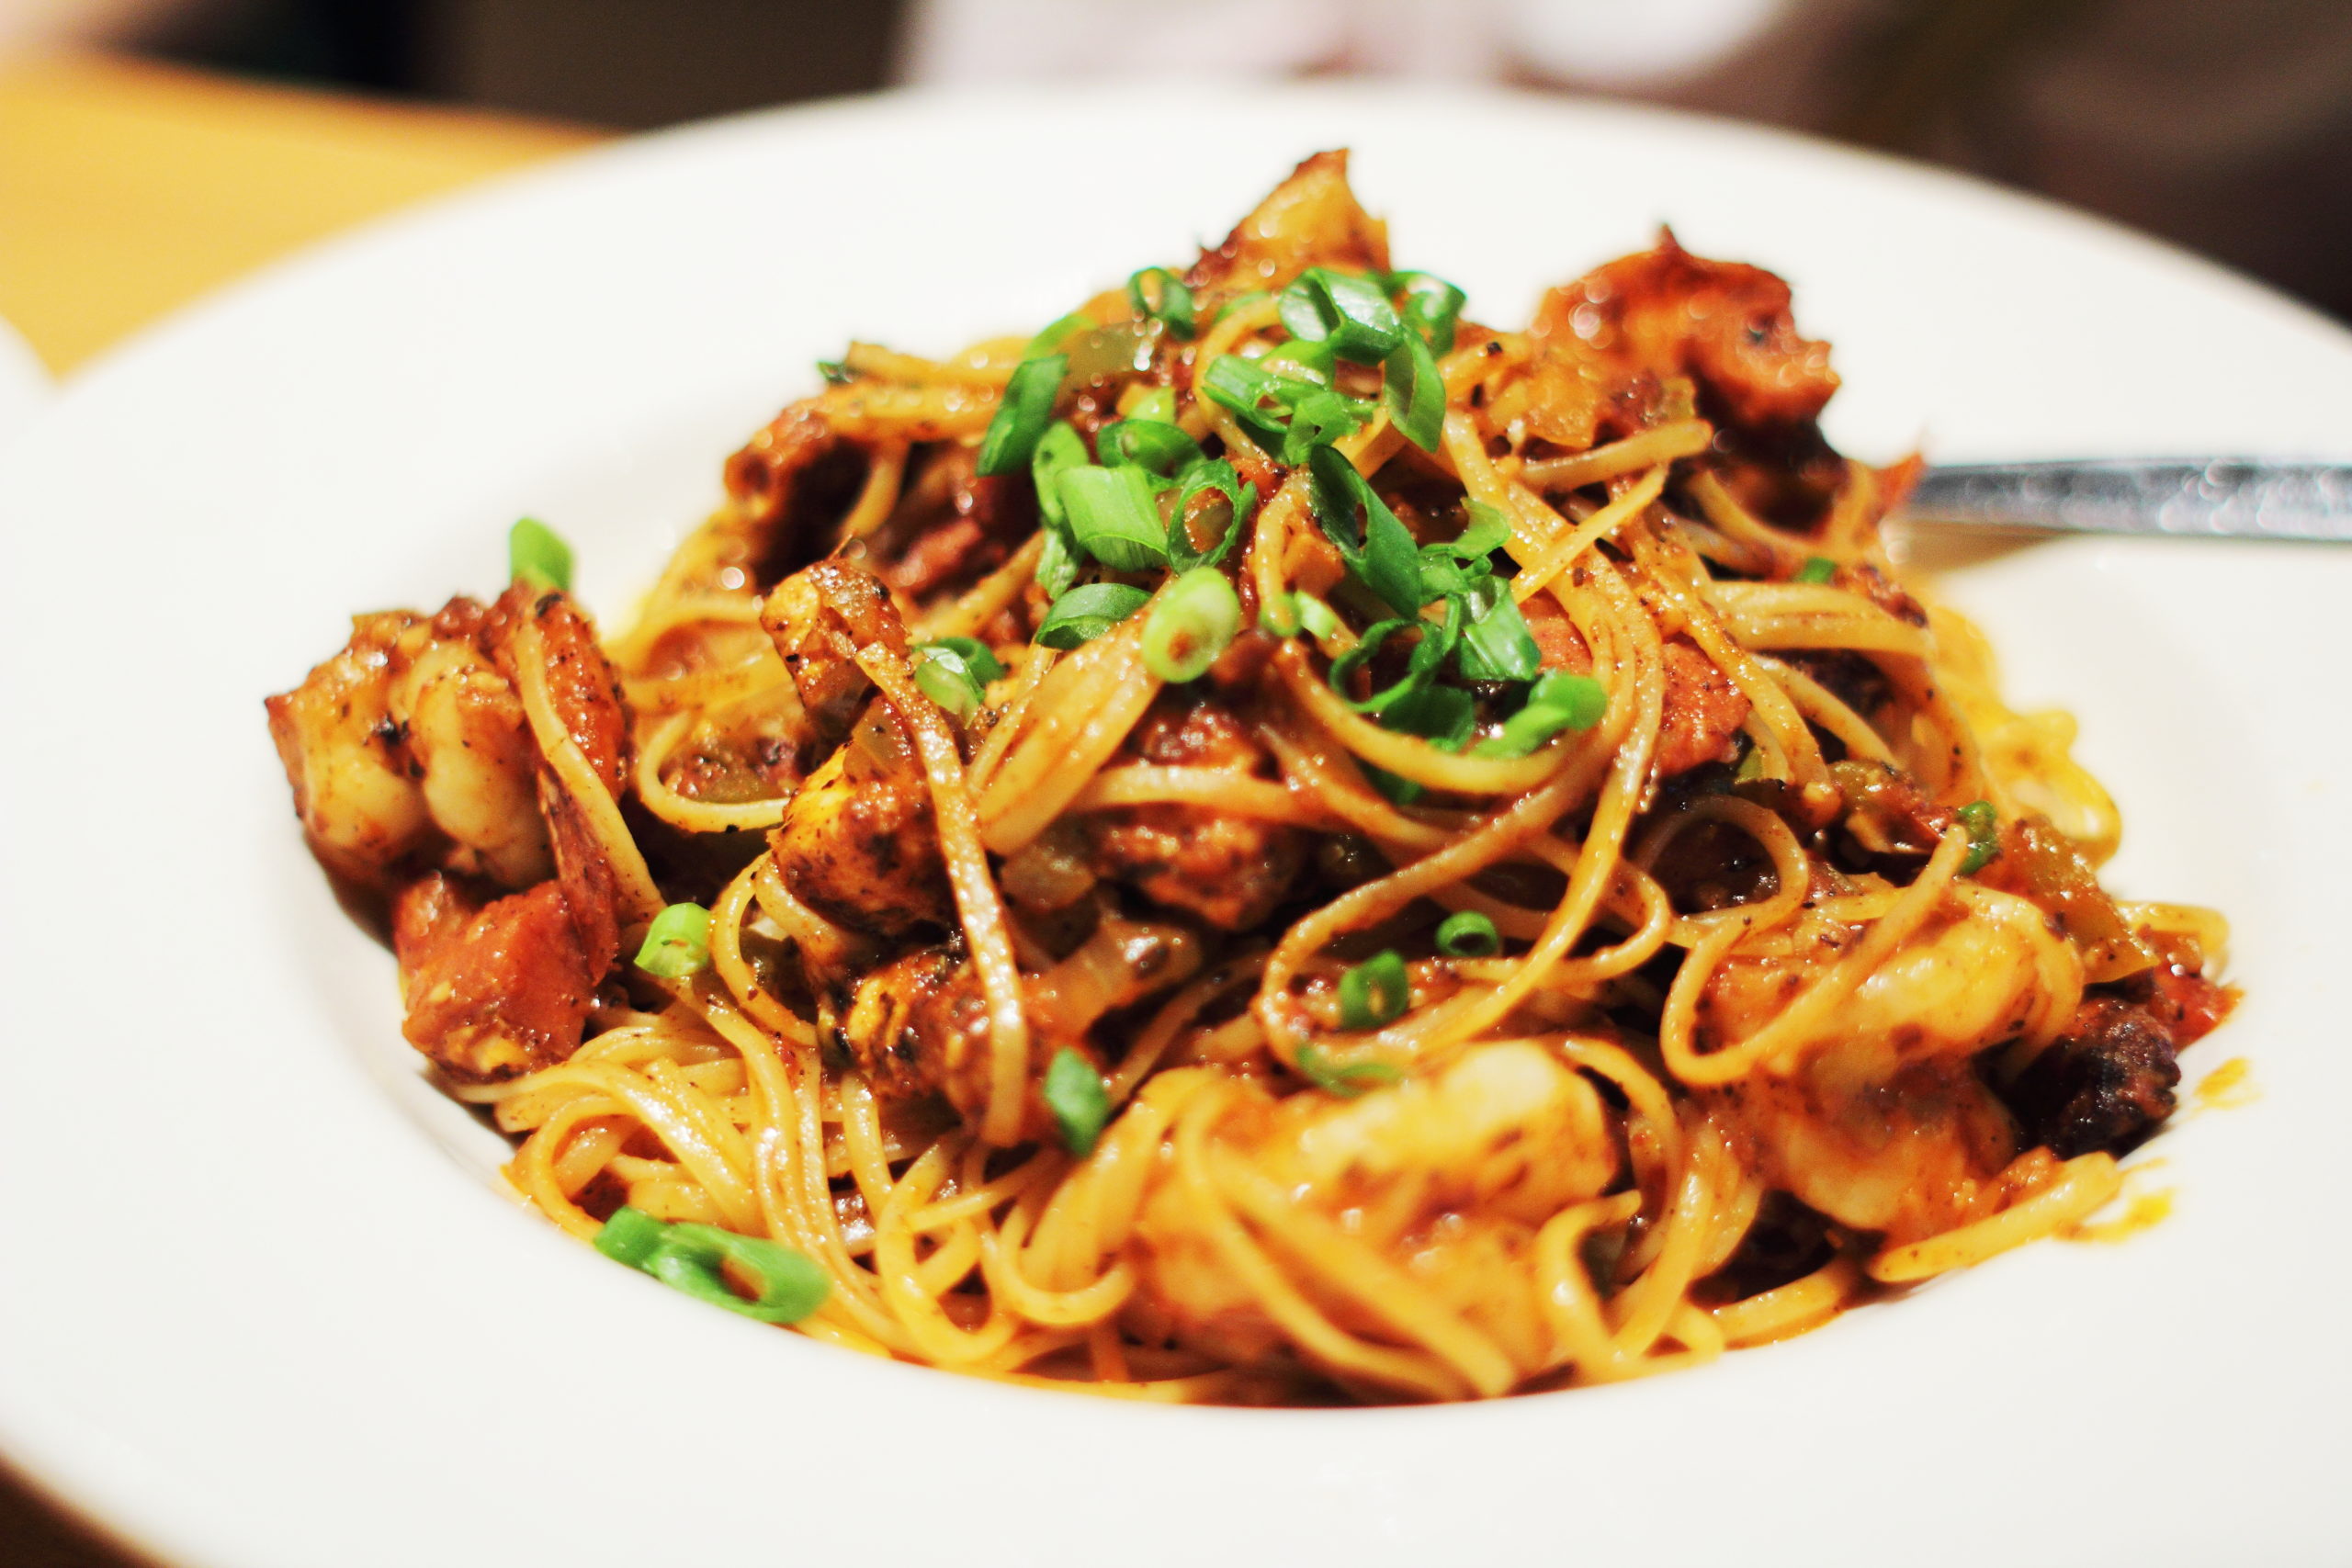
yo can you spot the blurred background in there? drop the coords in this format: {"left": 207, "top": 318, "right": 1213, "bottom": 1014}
{"left": 3, "top": 0, "right": 2351, "bottom": 381}
{"left": 1, "top": 0, "right": 2346, "bottom": 1561}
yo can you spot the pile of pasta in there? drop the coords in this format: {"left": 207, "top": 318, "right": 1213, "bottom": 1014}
{"left": 266, "top": 152, "right": 2233, "bottom": 1404}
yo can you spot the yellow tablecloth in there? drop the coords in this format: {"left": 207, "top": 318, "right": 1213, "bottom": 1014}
{"left": 0, "top": 51, "right": 605, "bottom": 374}
{"left": 0, "top": 50, "right": 607, "bottom": 1567}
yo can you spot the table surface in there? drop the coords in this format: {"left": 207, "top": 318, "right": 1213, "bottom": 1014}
{"left": 0, "top": 50, "right": 606, "bottom": 1566}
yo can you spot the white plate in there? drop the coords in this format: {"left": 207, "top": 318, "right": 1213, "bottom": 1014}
{"left": 0, "top": 314, "right": 51, "bottom": 449}
{"left": 2, "top": 82, "right": 2347, "bottom": 1568}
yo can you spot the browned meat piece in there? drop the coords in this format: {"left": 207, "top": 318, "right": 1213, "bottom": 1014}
{"left": 1521, "top": 601, "right": 1747, "bottom": 778}
{"left": 1656, "top": 638, "right": 1749, "bottom": 777}
{"left": 266, "top": 610, "right": 433, "bottom": 890}
{"left": 391, "top": 873, "right": 602, "bottom": 1081}
{"left": 2001, "top": 993, "right": 2183, "bottom": 1157}
{"left": 1186, "top": 149, "right": 1391, "bottom": 296}
{"left": 860, "top": 444, "right": 1036, "bottom": 603}
{"left": 485, "top": 585, "right": 629, "bottom": 792}
{"left": 1080, "top": 695, "right": 1304, "bottom": 931}
{"left": 769, "top": 703, "right": 951, "bottom": 938}
{"left": 719, "top": 400, "right": 869, "bottom": 587}
{"left": 837, "top": 943, "right": 985, "bottom": 1105}
{"left": 760, "top": 559, "right": 910, "bottom": 750}
{"left": 1532, "top": 231, "right": 1838, "bottom": 432}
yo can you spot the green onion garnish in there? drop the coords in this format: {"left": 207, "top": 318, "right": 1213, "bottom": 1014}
{"left": 1165, "top": 457, "right": 1257, "bottom": 570}
{"left": 1291, "top": 592, "right": 1340, "bottom": 639}
{"left": 1043, "top": 1047, "right": 1111, "bottom": 1156}
{"left": 911, "top": 645, "right": 989, "bottom": 717}
{"left": 1451, "top": 577, "right": 1543, "bottom": 683}
{"left": 1794, "top": 556, "right": 1838, "bottom": 584}
{"left": 1258, "top": 337, "right": 1337, "bottom": 385}
{"left": 976, "top": 352, "right": 1067, "bottom": 478}
{"left": 1280, "top": 387, "right": 1374, "bottom": 465}
{"left": 1384, "top": 271, "right": 1467, "bottom": 354}
{"left": 509, "top": 516, "right": 573, "bottom": 593}
{"left": 1031, "top": 420, "right": 1090, "bottom": 599}
{"left": 1057, "top": 463, "right": 1169, "bottom": 571}
{"left": 1382, "top": 327, "right": 1445, "bottom": 452}
{"left": 1337, "top": 950, "right": 1411, "bottom": 1031}
{"left": 920, "top": 636, "right": 1005, "bottom": 684}
{"left": 1327, "top": 601, "right": 1464, "bottom": 717}
{"left": 1957, "top": 799, "right": 2001, "bottom": 874}
{"left": 1295, "top": 1043, "right": 1403, "bottom": 1099}
{"left": 1142, "top": 567, "right": 1241, "bottom": 683}
{"left": 1126, "top": 386, "right": 1178, "bottom": 424}
{"left": 816, "top": 358, "right": 855, "bottom": 386}
{"left": 634, "top": 902, "right": 712, "bottom": 978}
{"left": 1199, "top": 354, "right": 1372, "bottom": 461}
{"left": 1435, "top": 910, "right": 1501, "bottom": 957}
{"left": 1306, "top": 446, "right": 1425, "bottom": 619}
{"left": 1472, "top": 671, "right": 1609, "bottom": 758}
{"left": 1278, "top": 267, "right": 1404, "bottom": 364}
{"left": 1097, "top": 417, "right": 1204, "bottom": 476}
{"left": 1126, "top": 267, "right": 1196, "bottom": 340}
{"left": 595, "top": 1206, "right": 829, "bottom": 1325}
{"left": 1035, "top": 582, "right": 1151, "bottom": 649}
{"left": 1023, "top": 311, "right": 1094, "bottom": 359}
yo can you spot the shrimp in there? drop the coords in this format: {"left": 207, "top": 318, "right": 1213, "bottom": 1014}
{"left": 1132, "top": 1043, "right": 1621, "bottom": 1372}
{"left": 268, "top": 585, "right": 633, "bottom": 1080}
{"left": 1702, "top": 884, "right": 2085, "bottom": 1241}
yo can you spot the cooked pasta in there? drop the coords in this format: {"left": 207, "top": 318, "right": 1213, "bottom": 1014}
{"left": 265, "top": 152, "right": 2234, "bottom": 1404}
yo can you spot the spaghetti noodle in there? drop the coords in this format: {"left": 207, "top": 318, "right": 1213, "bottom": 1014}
{"left": 265, "top": 152, "right": 2235, "bottom": 1404}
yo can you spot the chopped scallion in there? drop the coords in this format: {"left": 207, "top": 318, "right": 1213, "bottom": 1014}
{"left": 1057, "top": 463, "right": 1169, "bottom": 571}
{"left": 1794, "top": 556, "right": 1838, "bottom": 584}
{"left": 595, "top": 1207, "right": 829, "bottom": 1325}
{"left": 977, "top": 352, "right": 1068, "bottom": 478}
{"left": 1384, "top": 271, "right": 1468, "bottom": 354}
{"left": 911, "top": 645, "right": 988, "bottom": 717}
{"left": 1165, "top": 458, "right": 1257, "bottom": 570}
{"left": 1957, "top": 799, "right": 2001, "bottom": 874}
{"left": 509, "top": 516, "right": 573, "bottom": 593}
{"left": 1097, "top": 417, "right": 1204, "bottom": 476}
{"left": 1472, "top": 671, "right": 1608, "bottom": 758}
{"left": 1142, "top": 568, "right": 1241, "bottom": 683}
{"left": 1382, "top": 328, "right": 1445, "bottom": 452}
{"left": 1043, "top": 1047, "right": 1111, "bottom": 1156}
{"left": 1125, "top": 267, "right": 1196, "bottom": 340}
{"left": 1435, "top": 910, "right": 1501, "bottom": 957}
{"left": 1278, "top": 267, "right": 1404, "bottom": 364}
{"left": 634, "top": 902, "right": 712, "bottom": 978}
{"left": 1306, "top": 446, "right": 1425, "bottom": 618}
{"left": 1295, "top": 1043, "right": 1403, "bottom": 1099}
{"left": 1337, "top": 950, "right": 1411, "bottom": 1031}
{"left": 1035, "top": 582, "right": 1150, "bottom": 649}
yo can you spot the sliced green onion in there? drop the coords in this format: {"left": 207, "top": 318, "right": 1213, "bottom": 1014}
{"left": 1362, "top": 682, "right": 1476, "bottom": 807}
{"left": 1794, "top": 556, "right": 1838, "bottom": 584}
{"left": 1435, "top": 910, "right": 1501, "bottom": 957}
{"left": 1327, "top": 602, "right": 1463, "bottom": 717}
{"left": 594, "top": 1208, "right": 829, "bottom": 1325}
{"left": 1165, "top": 458, "right": 1258, "bottom": 570}
{"left": 1450, "top": 502, "right": 1513, "bottom": 560}
{"left": 1278, "top": 267, "right": 1404, "bottom": 364}
{"left": 1384, "top": 271, "right": 1468, "bottom": 354}
{"left": 1043, "top": 1047, "right": 1111, "bottom": 1156}
{"left": 1126, "top": 267, "right": 1196, "bottom": 340}
{"left": 1031, "top": 420, "right": 1090, "bottom": 599}
{"left": 1306, "top": 445, "right": 1425, "bottom": 618}
{"left": 634, "top": 902, "right": 712, "bottom": 978}
{"left": 977, "top": 352, "right": 1067, "bottom": 478}
{"left": 1097, "top": 417, "right": 1204, "bottom": 476}
{"left": 1957, "top": 799, "right": 2002, "bottom": 874}
{"left": 1035, "top": 582, "right": 1150, "bottom": 649}
{"left": 919, "top": 636, "right": 1004, "bottom": 685}
{"left": 1382, "top": 328, "right": 1445, "bottom": 452}
{"left": 815, "top": 358, "right": 855, "bottom": 387}
{"left": 1472, "top": 671, "right": 1609, "bottom": 758}
{"left": 1266, "top": 590, "right": 1342, "bottom": 641}
{"left": 1453, "top": 577, "right": 1542, "bottom": 683}
{"left": 1057, "top": 463, "right": 1169, "bottom": 571}
{"left": 1279, "top": 386, "right": 1373, "bottom": 464}
{"left": 1295, "top": 1043, "right": 1403, "bottom": 1099}
{"left": 592, "top": 1204, "right": 668, "bottom": 1269}
{"left": 1126, "top": 386, "right": 1178, "bottom": 424}
{"left": 1142, "top": 568, "right": 1241, "bottom": 683}
{"left": 509, "top": 516, "right": 572, "bottom": 593}
{"left": 1337, "top": 949, "right": 1411, "bottom": 1030}
{"left": 1259, "top": 337, "right": 1337, "bottom": 385}
{"left": 1023, "top": 311, "right": 1094, "bottom": 359}
{"left": 911, "top": 646, "right": 988, "bottom": 717}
